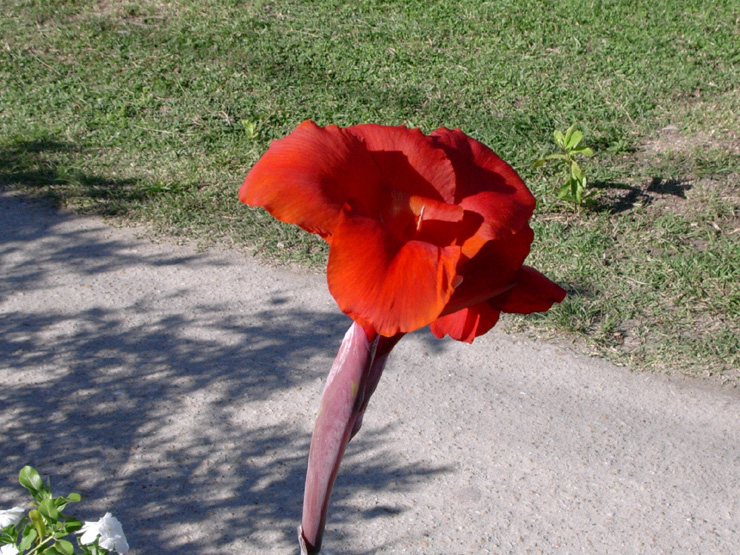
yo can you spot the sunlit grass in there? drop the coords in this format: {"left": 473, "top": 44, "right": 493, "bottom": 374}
{"left": 1, "top": 0, "right": 738, "bottom": 378}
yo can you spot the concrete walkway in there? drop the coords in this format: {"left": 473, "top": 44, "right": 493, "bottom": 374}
{"left": 1, "top": 192, "right": 738, "bottom": 554}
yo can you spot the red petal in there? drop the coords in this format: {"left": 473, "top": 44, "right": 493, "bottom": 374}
{"left": 239, "top": 121, "right": 381, "bottom": 239}
{"left": 347, "top": 124, "right": 457, "bottom": 203}
{"left": 431, "top": 128, "right": 536, "bottom": 258}
{"left": 441, "top": 224, "right": 534, "bottom": 316}
{"left": 430, "top": 302, "right": 501, "bottom": 343}
{"left": 491, "top": 265, "right": 567, "bottom": 314}
{"left": 327, "top": 204, "right": 461, "bottom": 336}
{"left": 433, "top": 265, "right": 566, "bottom": 343}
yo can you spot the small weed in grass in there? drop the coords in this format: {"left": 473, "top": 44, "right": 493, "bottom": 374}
{"left": 534, "top": 123, "right": 595, "bottom": 210}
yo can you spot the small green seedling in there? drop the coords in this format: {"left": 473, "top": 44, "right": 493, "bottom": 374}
{"left": 535, "top": 124, "right": 594, "bottom": 210}
{"left": 239, "top": 119, "right": 259, "bottom": 141}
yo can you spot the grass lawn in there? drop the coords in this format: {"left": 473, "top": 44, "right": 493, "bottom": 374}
{"left": 1, "top": 0, "right": 738, "bottom": 379}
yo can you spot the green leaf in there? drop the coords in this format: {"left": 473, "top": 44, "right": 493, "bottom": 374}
{"left": 566, "top": 130, "right": 583, "bottom": 150}
{"left": 19, "top": 528, "right": 38, "bottom": 551}
{"left": 563, "top": 123, "right": 577, "bottom": 145}
{"left": 29, "top": 509, "right": 46, "bottom": 539}
{"left": 533, "top": 158, "right": 547, "bottom": 168}
{"left": 43, "top": 547, "right": 63, "bottom": 555}
{"left": 557, "top": 182, "right": 572, "bottom": 199}
{"left": 574, "top": 181, "right": 583, "bottom": 204}
{"left": 39, "top": 499, "right": 60, "bottom": 521}
{"left": 55, "top": 539, "right": 75, "bottom": 555}
{"left": 19, "top": 467, "right": 45, "bottom": 494}
{"left": 62, "top": 518, "right": 83, "bottom": 535}
{"left": 553, "top": 129, "right": 565, "bottom": 147}
{"left": 545, "top": 153, "right": 568, "bottom": 161}
{"left": 571, "top": 146, "right": 593, "bottom": 156}
{"left": 65, "top": 493, "right": 81, "bottom": 503}
{"left": 570, "top": 161, "right": 583, "bottom": 180}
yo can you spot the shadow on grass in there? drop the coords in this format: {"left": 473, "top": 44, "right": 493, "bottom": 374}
{"left": 0, "top": 136, "right": 146, "bottom": 214}
{"left": 646, "top": 177, "right": 692, "bottom": 198}
{"left": 0, "top": 195, "right": 448, "bottom": 554}
{"left": 590, "top": 177, "right": 692, "bottom": 214}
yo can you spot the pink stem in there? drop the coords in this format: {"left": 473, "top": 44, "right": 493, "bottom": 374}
{"left": 351, "top": 333, "right": 403, "bottom": 439}
{"left": 299, "top": 324, "right": 401, "bottom": 554}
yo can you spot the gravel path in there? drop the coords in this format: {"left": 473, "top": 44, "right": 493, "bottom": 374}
{"left": 1, "top": 192, "right": 738, "bottom": 554}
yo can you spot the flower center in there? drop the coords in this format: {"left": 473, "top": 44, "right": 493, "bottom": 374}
{"left": 378, "top": 186, "right": 464, "bottom": 245}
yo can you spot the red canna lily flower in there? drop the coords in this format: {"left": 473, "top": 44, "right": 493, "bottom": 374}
{"left": 240, "top": 121, "right": 565, "bottom": 553}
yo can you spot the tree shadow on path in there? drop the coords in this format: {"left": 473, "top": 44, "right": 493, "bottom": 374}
{"left": 0, "top": 195, "right": 449, "bottom": 554}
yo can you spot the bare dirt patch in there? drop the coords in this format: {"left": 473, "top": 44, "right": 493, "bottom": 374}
{"left": 643, "top": 126, "right": 740, "bottom": 158}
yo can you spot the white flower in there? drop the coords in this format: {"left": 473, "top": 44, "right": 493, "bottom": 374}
{"left": 0, "top": 507, "right": 25, "bottom": 529}
{"left": 0, "top": 544, "right": 20, "bottom": 555}
{"left": 78, "top": 512, "right": 130, "bottom": 554}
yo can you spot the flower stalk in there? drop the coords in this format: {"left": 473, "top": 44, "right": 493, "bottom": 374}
{"left": 299, "top": 324, "right": 402, "bottom": 554}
